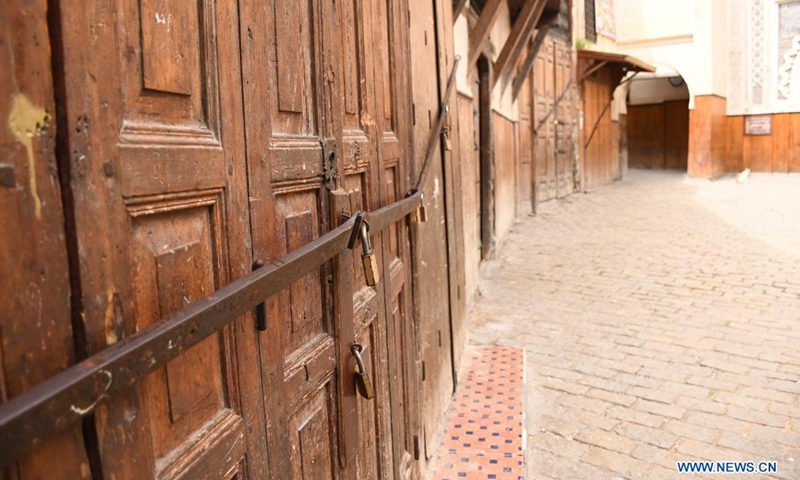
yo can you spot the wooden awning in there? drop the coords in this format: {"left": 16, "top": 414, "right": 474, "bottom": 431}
{"left": 577, "top": 49, "right": 656, "bottom": 83}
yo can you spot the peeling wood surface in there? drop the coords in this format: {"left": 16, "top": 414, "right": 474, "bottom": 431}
{"left": 0, "top": 1, "right": 91, "bottom": 478}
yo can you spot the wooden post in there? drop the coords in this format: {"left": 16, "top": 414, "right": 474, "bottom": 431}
{"left": 478, "top": 57, "right": 495, "bottom": 260}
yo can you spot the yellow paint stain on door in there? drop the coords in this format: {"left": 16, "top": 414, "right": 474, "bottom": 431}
{"left": 8, "top": 94, "right": 49, "bottom": 219}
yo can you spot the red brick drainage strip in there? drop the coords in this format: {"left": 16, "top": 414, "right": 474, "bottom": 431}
{"left": 431, "top": 347, "right": 525, "bottom": 480}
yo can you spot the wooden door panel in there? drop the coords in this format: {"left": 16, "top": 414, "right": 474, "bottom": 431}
{"left": 129, "top": 202, "right": 233, "bottom": 462}
{"left": 354, "top": 325, "right": 393, "bottom": 480}
{"left": 374, "top": 0, "right": 417, "bottom": 476}
{"left": 117, "top": 0, "right": 227, "bottom": 199}
{"left": 554, "top": 40, "right": 573, "bottom": 197}
{"left": 273, "top": 188, "right": 327, "bottom": 357}
{"left": 56, "top": 0, "right": 260, "bottom": 477}
{"left": 249, "top": 1, "right": 340, "bottom": 479}
{"left": 544, "top": 40, "right": 556, "bottom": 200}
{"left": 339, "top": 0, "right": 376, "bottom": 176}
{"left": 533, "top": 37, "right": 565, "bottom": 203}
{"left": 533, "top": 45, "right": 551, "bottom": 203}
{"left": 273, "top": 0, "right": 318, "bottom": 134}
{"left": 287, "top": 385, "right": 336, "bottom": 480}
{"left": 114, "top": 0, "right": 245, "bottom": 470}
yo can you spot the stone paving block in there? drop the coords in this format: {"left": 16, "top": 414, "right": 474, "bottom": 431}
{"left": 614, "top": 422, "right": 679, "bottom": 450}
{"left": 573, "top": 429, "right": 640, "bottom": 455}
{"left": 727, "top": 407, "right": 790, "bottom": 428}
{"left": 662, "top": 419, "right": 721, "bottom": 445}
{"left": 581, "top": 446, "right": 651, "bottom": 478}
{"left": 633, "top": 399, "right": 686, "bottom": 419}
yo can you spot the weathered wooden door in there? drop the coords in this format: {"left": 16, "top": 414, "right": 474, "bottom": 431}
{"left": 338, "top": 0, "right": 420, "bottom": 476}
{"left": 533, "top": 38, "right": 556, "bottom": 203}
{"left": 240, "top": 0, "right": 417, "bottom": 478}
{"left": 45, "top": 0, "right": 416, "bottom": 478}
{"left": 371, "top": 1, "right": 419, "bottom": 478}
{"left": 337, "top": 0, "right": 395, "bottom": 474}
{"left": 54, "top": 1, "right": 266, "bottom": 478}
{"left": 241, "top": 0, "right": 343, "bottom": 478}
{"left": 533, "top": 35, "right": 574, "bottom": 204}
{"left": 554, "top": 39, "right": 575, "bottom": 196}
{"left": 518, "top": 73, "right": 534, "bottom": 217}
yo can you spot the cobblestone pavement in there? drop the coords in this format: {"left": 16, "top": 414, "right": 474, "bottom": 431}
{"left": 468, "top": 170, "right": 800, "bottom": 479}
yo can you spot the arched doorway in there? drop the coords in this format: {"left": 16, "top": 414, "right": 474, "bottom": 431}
{"left": 625, "top": 71, "right": 691, "bottom": 171}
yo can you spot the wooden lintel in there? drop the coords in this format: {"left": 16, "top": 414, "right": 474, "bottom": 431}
{"left": 453, "top": 0, "right": 469, "bottom": 21}
{"left": 467, "top": 0, "right": 506, "bottom": 68}
{"left": 511, "top": 25, "right": 552, "bottom": 100}
{"left": 492, "top": 0, "right": 546, "bottom": 89}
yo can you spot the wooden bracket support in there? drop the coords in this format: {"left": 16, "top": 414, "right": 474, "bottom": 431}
{"left": 467, "top": 0, "right": 506, "bottom": 68}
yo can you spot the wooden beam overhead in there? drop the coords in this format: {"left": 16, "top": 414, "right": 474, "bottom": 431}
{"left": 453, "top": 0, "right": 469, "bottom": 21}
{"left": 511, "top": 25, "right": 552, "bottom": 99}
{"left": 492, "top": 0, "right": 547, "bottom": 93}
{"left": 467, "top": 0, "right": 507, "bottom": 68}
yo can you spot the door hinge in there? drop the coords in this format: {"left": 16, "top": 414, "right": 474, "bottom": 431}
{"left": 413, "top": 435, "right": 421, "bottom": 460}
{"left": 421, "top": 361, "right": 426, "bottom": 381}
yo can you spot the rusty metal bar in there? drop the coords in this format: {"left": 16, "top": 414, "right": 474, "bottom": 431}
{"left": 0, "top": 215, "right": 357, "bottom": 467}
{"left": 414, "top": 55, "right": 461, "bottom": 193}
{"left": 366, "top": 191, "right": 422, "bottom": 232}
{"left": 0, "top": 194, "right": 424, "bottom": 467}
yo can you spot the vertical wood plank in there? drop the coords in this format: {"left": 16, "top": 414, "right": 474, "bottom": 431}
{"left": 791, "top": 114, "right": 800, "bottom": 173}
{"left": 726, "top": 116, "right": 745, "bottom": 173}
{"left": 0, "top": 1, "right": 91, "bottom": 477}
{"left": 772, "top": 114, "right": 790, "bottom": 174}
{"left": 744, "top": 129, "right": 773, "bottom": 172}
{"left": 331, "top": 191, "right": 358, "bottom": 471}
{"left": 664, "top": 100, "right": 690, "bottom": 170}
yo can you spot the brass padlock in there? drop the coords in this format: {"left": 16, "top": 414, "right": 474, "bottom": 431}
{"left": 443, "top": 130, "right": 453, "bottom": 152}
{"left": 443, "top": 106, "right": 453, "bottom": 151}
{"left": 360, "top": 224, "right": 380, "bottom": 287}
{"left": 417, "top": 194, "right": 428, "bottom": 223}
{"left": 418, "top": 204, "right": 428, "bottom": 223}
{"left": 352, "top": 342, "right": 374, "bottom": 400}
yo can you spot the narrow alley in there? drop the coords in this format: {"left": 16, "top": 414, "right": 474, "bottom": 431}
{"left": 5, "top": 1, "right": 800, "bottom": 478}
{"left": 465, "top": 171, "right": 800, "bottom": 479}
